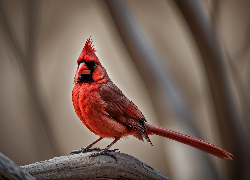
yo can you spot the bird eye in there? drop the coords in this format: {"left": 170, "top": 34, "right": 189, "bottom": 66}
{"left": 86, "top": 61, "right": 96, "bottom": 69}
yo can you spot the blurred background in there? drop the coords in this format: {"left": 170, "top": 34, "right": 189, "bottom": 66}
{"left": 0, "top": 0, "right": 249, "bottom": 179}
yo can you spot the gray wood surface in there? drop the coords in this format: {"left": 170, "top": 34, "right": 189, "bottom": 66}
{"left": 0, "top": 152, "right": 35, "bottom": 180}
{"left": 21, "top": 151, "right": 172, "bottom": 180}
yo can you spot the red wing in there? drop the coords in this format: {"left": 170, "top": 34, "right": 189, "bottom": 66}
{"left": 98, "top": 82, "right": 145, "bottom": 121}
{"left": 98, "top": 81, "right": 151, "bottom": 143}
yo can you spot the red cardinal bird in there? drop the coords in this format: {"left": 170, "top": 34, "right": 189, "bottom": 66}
{"left": 71, "top": 38, "right": 232, "bottom": 160}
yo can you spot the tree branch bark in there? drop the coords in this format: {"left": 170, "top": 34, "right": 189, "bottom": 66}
{"left": 0, "top": 152, "right": 35, "bottom": 180}
{"left": 20, "top": 151, "right": 171, "bottom": 180}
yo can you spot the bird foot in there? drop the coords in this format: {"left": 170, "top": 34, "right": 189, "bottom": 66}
{"left": 70, "top": 147, "right": 101, "bottom": 155}
{"left": 107, "top": 148, "right": 120, "bottom": 152}
{"left": 90, "top": 149, "right": 117, "bottom": 162}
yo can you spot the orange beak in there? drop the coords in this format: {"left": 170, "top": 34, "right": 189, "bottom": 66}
{"left": 78, "top": 62, "right": 91, "bottom": 74}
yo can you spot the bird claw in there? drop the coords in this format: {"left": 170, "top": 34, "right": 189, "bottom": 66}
{"left": 70, "top": 147, "right": 101, "bottom": 155}
{"left": 90, "top": 149, "right": 117, "bottom": 162}
{"left": 107, "top": 148, "right": 120, "bottom": 152}
{"left": 70, "top": 149, "right": 81, "bottom": 155}
{"left": 83, "top": 147, "right": 101, "bottom": 152}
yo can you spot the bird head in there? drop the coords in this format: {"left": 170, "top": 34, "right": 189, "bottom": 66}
{"left": 74, "top": 38, "right": 109, "bottom": 84}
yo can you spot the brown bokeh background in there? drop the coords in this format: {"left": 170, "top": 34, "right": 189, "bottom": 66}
{"left": 0, "top": 0, "right": 249, "bottom": 180}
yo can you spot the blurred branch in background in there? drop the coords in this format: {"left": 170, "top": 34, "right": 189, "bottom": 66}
{"left": 209, "top": 0, "right": 250, "bottom": 135}
{"left": 105, "top": 0, "right": 218, "bottom": 179}
{"left": 174, "top": 0, "right": 250, "bottom": 179}
{"left": 210, "top": 0, "right": 250, "bottom": 144}
{"left": 0, "top": 0, "right": 60, "bottom": 160}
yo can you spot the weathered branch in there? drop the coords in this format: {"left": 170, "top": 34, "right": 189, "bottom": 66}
{"left": 0, "top": 152, "right": 35, "bottom": 180}
{"left": 21, "top": 151, "right": 171, "bottom": 180}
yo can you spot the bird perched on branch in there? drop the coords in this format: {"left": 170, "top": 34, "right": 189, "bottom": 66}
{"left": 71, "top": 38, "right": 232, "bottom": 160}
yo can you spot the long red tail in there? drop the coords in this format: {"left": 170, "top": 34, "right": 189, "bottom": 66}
{"left": 146, "top": 124, "right": 232, "bottom": 160}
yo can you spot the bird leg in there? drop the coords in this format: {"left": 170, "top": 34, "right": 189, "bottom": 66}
{"left": 70, "top": 137, "right": 103, "bottom": 155}
{"left": 90, "top": 137, "right": 120, "bottom": 161}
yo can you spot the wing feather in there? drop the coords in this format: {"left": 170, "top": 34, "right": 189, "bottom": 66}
{"left": 98, "top": 82, "right": 152, "bottom": 144}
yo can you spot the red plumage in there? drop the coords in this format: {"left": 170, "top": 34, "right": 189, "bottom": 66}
{"left": 72, "top": 38, "right": 232, "bottom": 160}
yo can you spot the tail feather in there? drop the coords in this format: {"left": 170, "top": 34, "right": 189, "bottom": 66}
{"left": 146, "top": 124, "right": 232, "bottom": 160}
